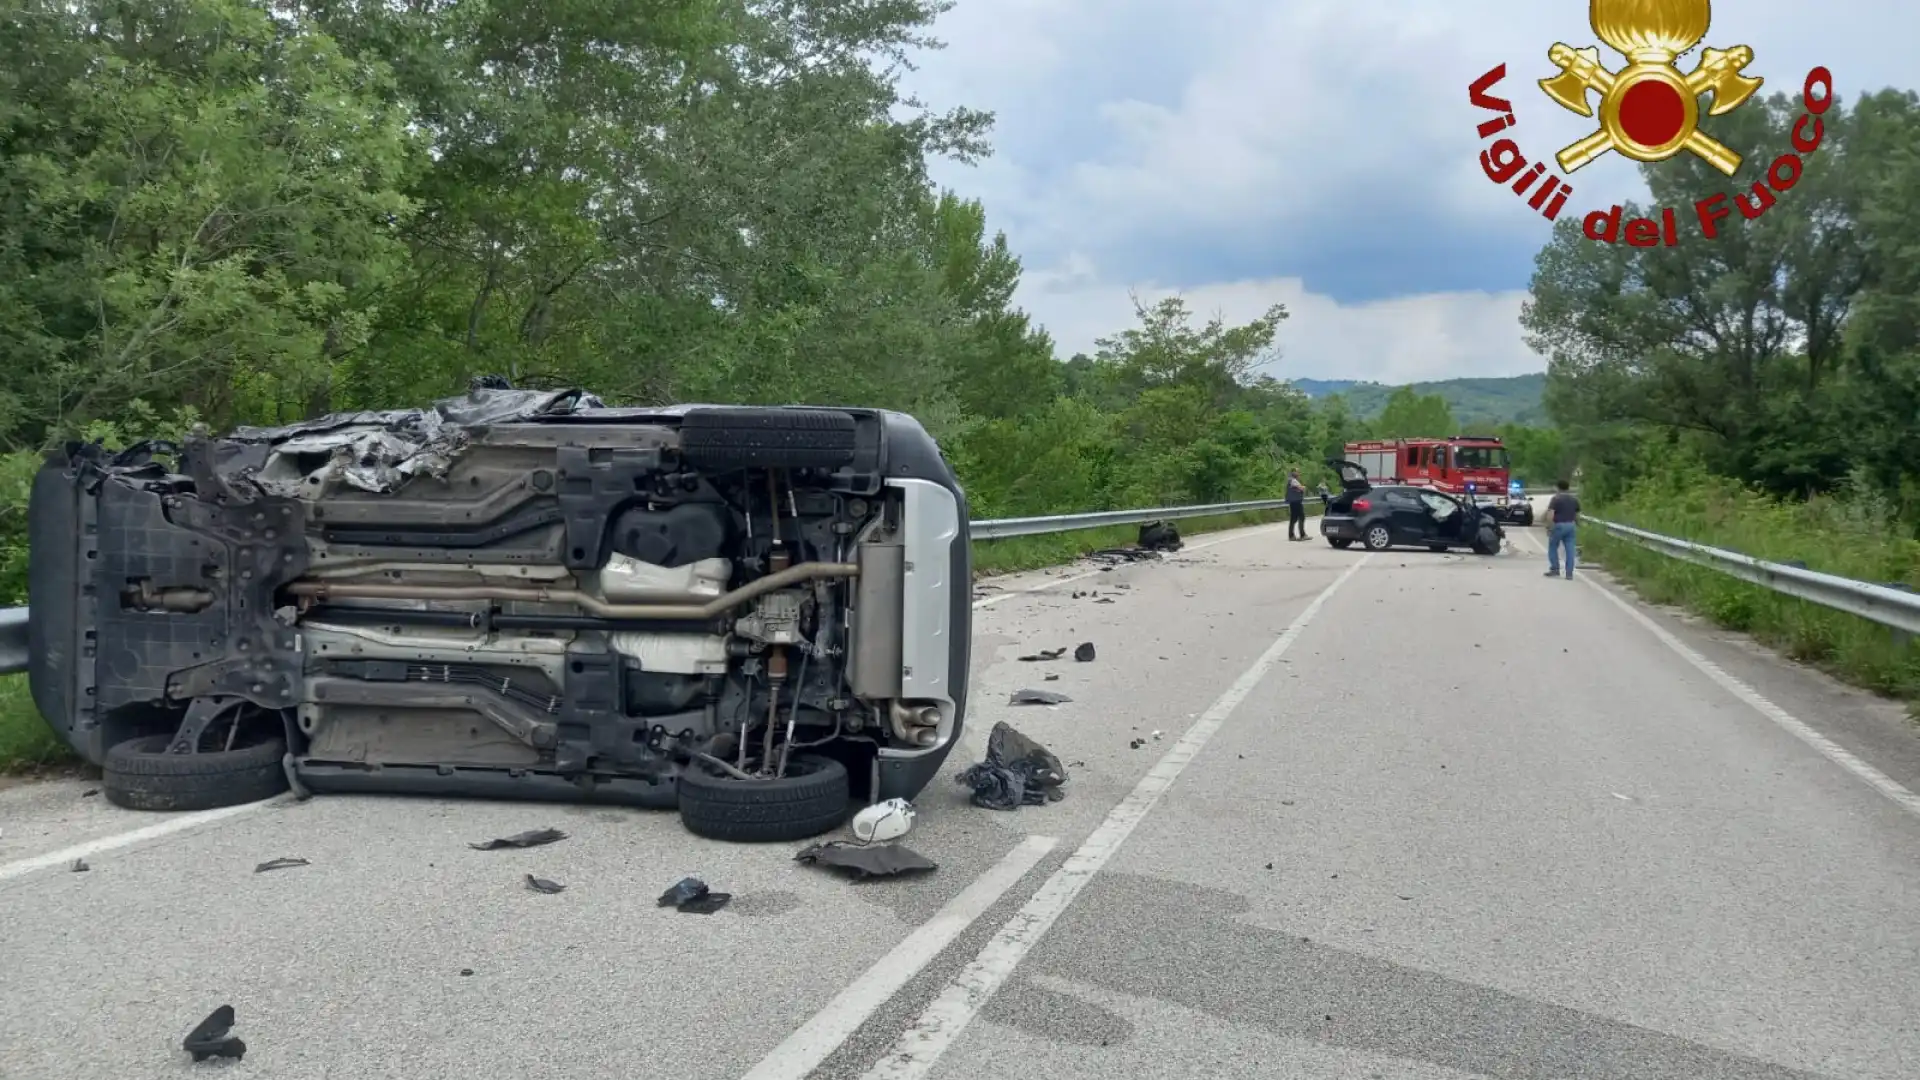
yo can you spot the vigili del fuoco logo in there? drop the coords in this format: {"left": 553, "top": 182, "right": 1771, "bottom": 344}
{"left": 1469, "top": 0, "right": 1832, "bottom": 245}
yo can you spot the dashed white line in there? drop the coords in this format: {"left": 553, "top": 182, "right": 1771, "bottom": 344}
{"left": 853, "top": 553, "right": 1374, "bottom": 1080}
{"left": 738, "top": 835, "right": 1060, "bottom": 1080}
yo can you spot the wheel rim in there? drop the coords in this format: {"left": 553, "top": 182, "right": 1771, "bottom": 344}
{"left": 1367, "top": 526, "right": 1389, "bottom": 548}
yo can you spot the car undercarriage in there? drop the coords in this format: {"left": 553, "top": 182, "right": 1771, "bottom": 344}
{"left": 26, "top": 385, "right": 970, "bottom": 841}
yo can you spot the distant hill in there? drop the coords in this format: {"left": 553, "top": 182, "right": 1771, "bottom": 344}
{"left": 1288, "top": 373, "right": 1548, "bottom": 427}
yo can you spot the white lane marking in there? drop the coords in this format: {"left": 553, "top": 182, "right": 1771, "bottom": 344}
{"left": 1580, "top": 574, "right": 1920, "bottom": 819}
{"left": 855, "top": 554, "right": 1374, "bottom": 1080}
{"left": 971, "top": 522, "right": 1287, "bottom": 609}
{"left": 0, "top": 797, "right": 286, "bottom": 883}
{"left": 739, "top": 835, "right": 1060, "bottom": 1080}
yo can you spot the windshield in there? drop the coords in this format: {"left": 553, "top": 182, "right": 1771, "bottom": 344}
{"left": 1453, "top": 446, "right": 1510, "bottom": 470}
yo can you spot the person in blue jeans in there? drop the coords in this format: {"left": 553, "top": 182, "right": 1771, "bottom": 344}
{"left": 1544, "top": 479, "right": 1579, "bottom": 578}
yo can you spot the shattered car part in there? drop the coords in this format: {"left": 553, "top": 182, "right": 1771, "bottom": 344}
{"left": 183, "top": 1005, "right": 245, "bottom": 1062}
{"left": 524, "top": 874, "right": 566, "bottom": 894}
{"left": 254, "top": 857, "right": 309, "bottom": 873}
{"left": 25, "top": 389, "right": 971, "bottom": 838}
{"left": 469, "top": 828, "right": 567, "bottom": 851}
{"left": 795, "top": 840, "right": 937, "bottom": 879}
{"left": 851, "top": 798, "right": 915, "bottom": 843}
{"left": 1009, "top": 689, "right": 1070, "bottom": 706}
{"left": 657, "top": 876, "right": 732, "bottom": 913}
{"left": 1073, "top": 642, "right": 1095, "bottom": 662}
{"left": 956, "top": 721, "right": 1067, "bottom": 810}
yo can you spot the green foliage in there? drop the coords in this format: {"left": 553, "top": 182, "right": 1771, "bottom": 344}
{"left": 1589, "top": 475, "right": 1920, "bottom": 708}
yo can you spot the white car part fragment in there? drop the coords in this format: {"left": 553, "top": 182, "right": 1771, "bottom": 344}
{"left": 851, "top": 798, "right": 916, "bottom": 843}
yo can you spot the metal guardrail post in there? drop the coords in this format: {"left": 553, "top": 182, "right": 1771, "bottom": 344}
{"left": 1592, "top": 517, "right": 1920, "bottom": 636}
{"left": 0, "top": 497, "right": 1297, "bottom": 677}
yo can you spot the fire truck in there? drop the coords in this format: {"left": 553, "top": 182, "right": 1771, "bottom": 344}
{"left": 1340, "top": 436, "right": 1529, "bottom": 523}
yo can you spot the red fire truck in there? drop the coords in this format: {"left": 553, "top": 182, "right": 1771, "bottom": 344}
{"left": 1340, "top": 436, "right": 1528, "bottom": 522}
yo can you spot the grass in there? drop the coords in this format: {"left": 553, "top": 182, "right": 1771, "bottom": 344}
{"left": 1584, "top": 480, "right": 1920, "bottom": 713}
{"left": 0, "top": 505, "right": 1305, "bottom": 772}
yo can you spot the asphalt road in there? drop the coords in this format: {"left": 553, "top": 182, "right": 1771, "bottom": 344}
{"left": 3, "top": 516, "right": 1918, "bottom": 1079}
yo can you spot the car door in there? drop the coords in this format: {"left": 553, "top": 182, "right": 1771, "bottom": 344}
{"left": 1383, "top": 489, "right": 1433, "bottom": 542}
{"left": 1417, "top": 491, "right": 1469, "bottom": 542}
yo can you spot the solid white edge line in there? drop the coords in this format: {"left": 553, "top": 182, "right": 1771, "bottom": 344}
{"left": 0, "top": 796, "right": 285, "bottom": 883}
{"left": 1579, "top": 572, "right": 1920, "bottom": 819}
{"left": 739, "top": 834, "right": 1061, "bottom": 1080}
{"left": 856, "top": 553, "right": 1375, "bottom": 1080}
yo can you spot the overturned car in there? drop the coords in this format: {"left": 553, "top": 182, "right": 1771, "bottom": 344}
{"left": 26, "top": 386, "right": 970, "bottom": 842}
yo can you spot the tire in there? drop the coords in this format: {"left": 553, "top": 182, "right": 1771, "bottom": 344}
{"left": 1363, "top": 523, "right": 1393, "bottom": 552}
{"left": 679, "top": 407, "right": 857, "bottom": 470}
{"left": 1327, "top": 538, "right": 1353, "bottom": 549}
{"left": 1472, "top": 528, "right": 1502, "bottom": 556}
{"left": 101, "top": 734, "right": 290, "bottom": 812}
{"left": 678, "top": 754, "right": 850, "bottom": 843}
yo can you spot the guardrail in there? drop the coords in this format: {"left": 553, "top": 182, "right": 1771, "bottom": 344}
{"left": 1592, "top": 517, "right": 1920, "bottom": 636}
{"left": 0, "top": 498, "right": 1295, "bottom": 678}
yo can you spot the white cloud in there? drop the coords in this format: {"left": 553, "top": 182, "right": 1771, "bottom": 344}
{"left": 902, "top": 0, "right": 1916, "bottom": 380}
{"left": 1017, "top": 272, "right": 1539, "bottom": 385}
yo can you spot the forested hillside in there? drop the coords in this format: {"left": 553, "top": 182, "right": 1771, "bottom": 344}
{"left": 1289, "top": 375, "right": 1548, "bottom": 427}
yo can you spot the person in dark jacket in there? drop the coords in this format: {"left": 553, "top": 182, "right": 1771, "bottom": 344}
{"left": 1545, "top": 479, "right": 1580, "bottom": 578}
{"left": 1285, "top": 470, "right": 1307, "bottom": 540}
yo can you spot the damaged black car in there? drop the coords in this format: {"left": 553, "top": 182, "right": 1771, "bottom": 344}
{"left": 25, "top": 384, "right": 971, "bottom": 842}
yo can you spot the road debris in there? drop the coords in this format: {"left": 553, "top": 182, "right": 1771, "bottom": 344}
{"left": 795, "top": 841, "right": 938, "bottom": 879}
{"left": 183, "top": 1004, "right": 245, "bottom": 1063}
{"left": 1043, "top": 673, "right": 1060, "bottom": 681}
{"left": 851, "top": 798, "right": 916, "bottom": 843}
{"left": 71, "top": 858, "right": 87, "bottom": 872}
{"left": 1009, "top": 689, "right": 1071, "bottom": 706}
{"left": 469, "top": 827, "right": 567, "bottom": 850}
{"left": 254, "top": 857, "right": 309, "bottom": 873}
{"left": 81, "top": 788, "right": 98, "bottom": 798}
{"left": 1138, "top": 520, "right": 1183, "bottom": 551}
{"left": 1130, "top": 738, "right": 1145, "bottom": 749}
{"left": 524, "top": 874, "right": 566, "bottom": 894}
{"left": 957, "top": 722, "right": 1067, "bottom": 810}
{"left": 1017, "top": 647, "right": 1066, "bottom": 662}
{"left": 658, "top": 876, "right": 732, "bottom": 913}
{"left": 1074, "top": 642, "right": 1096, "bottom": 662}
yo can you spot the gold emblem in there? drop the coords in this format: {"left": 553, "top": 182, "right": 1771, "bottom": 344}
{"left": 1538, "top": 0, "right": 1763, "bottom": 175}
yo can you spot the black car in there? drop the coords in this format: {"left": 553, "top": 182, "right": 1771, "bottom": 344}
{"left": 27, "top": 385, "right": 972, "bottom": 843}
{"left": 1318, "top": 459, "right": 1504, "bottom": 555}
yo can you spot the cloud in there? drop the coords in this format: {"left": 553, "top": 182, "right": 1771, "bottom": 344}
{"left": 901, "top": 0, "right": 1917, "bottom": 379}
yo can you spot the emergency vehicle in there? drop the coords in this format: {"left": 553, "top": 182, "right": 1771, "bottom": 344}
{"left": 1340, "top": 436, "right": 1525, "bottom": 519}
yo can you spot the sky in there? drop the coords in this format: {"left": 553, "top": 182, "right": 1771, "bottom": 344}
{"left": 896, "top": 0, "right": 1914, "bottom": 384}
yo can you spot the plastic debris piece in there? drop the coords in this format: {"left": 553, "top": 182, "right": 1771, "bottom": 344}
{"left": 183, "top": 1005, "right": 245, "bottom": 1063}
{"left": 469, "top": 827, "right": 567, "bottom": 850}
{"left": 851, "top": 798, "right": 916, "bottom": 843}
{"left": 796, "top": 841, "right": 938, "bottom": 879}
{"left": 71, "top": 859, "right": 88, "bottom": 872}
{"left": 1074, "top": 642, "right": 1096, "bottom": 661}
{"left": 459, "top": 968, "right": 474, "bottom": 977}
{"left": 1009, "top": 689, "right": 1070, "bottom": 706}
{"left": 1137, "top": 520, "right": 1183, "bottom": 551}
{"left": 955, "top": 721, "right": 1068, "bottom": 811}
{"left": 81, "top": 788, "right": 99, "bottom": 798}
{"left": 657, "top": 876, "right": 732, "bottom": 913}
{"left": 254, "top": 857, "right": 309, "bottom": 873}
{"left": 1017, "top": 647, "right": 1066, "bottom": 662}
{"left": 525, "top": 874, "right": 566, "bottom": 894}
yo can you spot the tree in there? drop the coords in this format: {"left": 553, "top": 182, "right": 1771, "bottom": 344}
{"left": 1373, "top": 386, "right": 1456, "bottom": 437}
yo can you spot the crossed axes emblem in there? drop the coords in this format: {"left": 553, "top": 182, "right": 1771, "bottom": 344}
{"left": 1539, "top": 0, "right": 1763, "bottom": 175}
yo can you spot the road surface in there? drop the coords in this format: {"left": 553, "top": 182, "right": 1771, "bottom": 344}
{"left": 2, "top": 518, "right": 1917, "bottom": 1079}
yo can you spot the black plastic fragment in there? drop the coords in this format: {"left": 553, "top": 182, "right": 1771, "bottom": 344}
{"left": 71, "top": 858, "right": 88, "bottom": 872}
{"left": 254, "top": 857, "right": 309, "bottom": 873}
{"left": 524, "top": 874, "right": 566, "bottom": 894}
{"left": 469, "top": 827, "right": 567, "bottom": 850}
{"left": 1073, "top": 642, "right": 1095, "bottom": 662}
{"left": 183, "top": 1005, "right": 245, "bottom": 1062}
{"left": 956, "top": 721, "right": 1068, "bottom": 810}
{"left": 795, "top": 841, "right": 938, "bottom": 879}
{"left": 657, "top": 876, "right": 732, "bottom": 913}
{"left": 1017, "top": 647, "right": 1066, "bottom": 662}
{"left": 1009, "top": 689, "right": 1070, "bottom": 706}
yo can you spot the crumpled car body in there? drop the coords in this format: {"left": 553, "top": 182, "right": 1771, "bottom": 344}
{"left": 26, "top": 386, "right": 970, "bottom": 834}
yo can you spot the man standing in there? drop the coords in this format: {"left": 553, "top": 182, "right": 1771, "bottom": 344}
{"left": 1545, "top": 479, "right": 1579, "bottom": 578}
{"left": 1286, "top": 469, "right": 1307, "bottom": 541}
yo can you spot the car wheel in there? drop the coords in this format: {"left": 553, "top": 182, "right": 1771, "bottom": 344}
{"left": 1327, "top": 538, "right": 1353, "bottom": 549}
{"left": 1363, "top": 524, "right": 1392, "bottom": 551}
{"left": 678, "top": 753, "right": 851, "bottom": 843}
{"left": 1472, "top": 528, "right": 1502, "bottom": 556}
{"left": 101, "top": 733, "right": 290, "bottom": 812}
{"left": 679, "top": 407, "right": 858, "bottom": 470}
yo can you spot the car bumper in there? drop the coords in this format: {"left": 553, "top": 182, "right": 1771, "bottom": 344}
{"left": 1320, "top": 516, "right": 1361, "bottom": 540}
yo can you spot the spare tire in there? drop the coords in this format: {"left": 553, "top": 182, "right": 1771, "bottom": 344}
{"left": 101, "top": 734, "right": 290, "bottom": 812}
{"left": 678, "top": 407, "right": 857, "bottom": 470}
{"left": 677, "top": 754, "right": 850, "bottom": 843}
